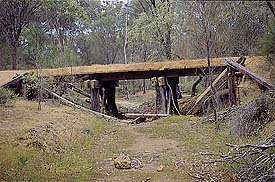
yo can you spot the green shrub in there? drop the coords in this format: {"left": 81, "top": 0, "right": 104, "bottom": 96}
{"left": 0, "top": 87, "right": 16, "bottom": 104}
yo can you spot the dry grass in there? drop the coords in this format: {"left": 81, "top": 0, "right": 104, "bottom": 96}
{"left": 0, "top": 97, "right": 271, "bottom": 181}
{"left": 0, "top": 99, "right": 134, "bottom": 181}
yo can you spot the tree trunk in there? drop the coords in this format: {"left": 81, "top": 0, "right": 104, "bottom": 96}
{"left": 11, "top": 44, "right": 17, "bottom": 69}
{"left": 206, "top": 41, "right": 219, "bottom": 130}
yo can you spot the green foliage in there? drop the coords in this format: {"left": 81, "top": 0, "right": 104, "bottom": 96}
{"left": 0, "top": 0, "right": 272, "bottom": 69}
{"left": 18, "top": 155, "right": 29, "bottom": 166}
{"left": 63, "top": 89, "right": 87, "bottom": 107}
{"left": 41, "top": 0, "right": 89, "bottom": 27}
{"left": 129, "top": 0, "right": 175, "bottom": 60}
{"left": 0, "top": 88, "right": 16, "bottom": 104}
{"left": 24, "top": 75, "right": 48, "bottom": 99}
{"left": 259, "top": 19, "right": 275, "bottom": 55}
{"left": 76, "top": 2, "right": 125, "bottom": 64}
{"left": 44, "top": 45, "right": 84, "bottom": 68}
{"left": 21, "top": 24, "right": 47, "bottom": 68}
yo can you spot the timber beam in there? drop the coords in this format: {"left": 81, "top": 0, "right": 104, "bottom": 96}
{"left": 85, "top": 67, "right": 226, "bottom": 81}
{"left": 225, "top": 58, "right": 275, "bottom": 90}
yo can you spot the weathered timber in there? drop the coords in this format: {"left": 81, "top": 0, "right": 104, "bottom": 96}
{"left": 189, "top": 57, "right": 246, "bottom": 115}
{"left": 166, "top": 88, "right": 171, "bottom": 115}
{"left": 102, "top": 81, "right": 119, "bottom": 117}
{"left": 20, "top": 79, "right": 27, "bottom": 98}
{"left": 176, "top": 85, "right": 182, "bottom": 99}
{"left": 28, "top": 57, "right": 229, "bottom": 80}
{"left": 155, "top": 84, "right": 161, "bottom": 113}
{"left": 225, "top": 58, "right": 275, "bottom": 90}
{"left": 43, "top": 87, "right": 118, "bottom": 121}
{"left": 227, "top": 66, "right": 237, "bottom": 106}
{"left": 152, "top": 77, "right": 161, "bottom": 114}
{"left": 189, "top": 69, "right": 228, "bottom": 115}
{"left": 90, "top": 88, "right": 101, "bottom": 112}
{"left": 123, "top": 113, "right": 169, "bottom": 118}
{"left": 158, "top": 77, "right": 167, "bottom": 114}
{"left": 0, "top": 56, "right": 262, "bottom": 86}
{"left": 167, "top": 77, "right": 180, "bottom": 115}
{"left": 88, "top": 68, "right": 225, "bottom": 81}
{"left": 90, "top": 80, "right": 101, "bottom": 112}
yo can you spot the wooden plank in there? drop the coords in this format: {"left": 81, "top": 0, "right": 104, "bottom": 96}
{"left": 189, "top": 57, "right": 247, "bottom": 115}
{"left": 102, "top": 81, "right": 119, "bottom": 117}
{"left": 35, "top": 57, "right": 229, "bottom": 77}
{"left": 89, "top": 67, "right": 226, "bottom": 81}
{"left": 158, "top": 77, "right": 167, "bottom": 114}
{"left": 225, "top": 58, "right": 275, "bottom": 90}
{"left": 43, "top": 87, "right": 118, "bottom": 121}
{"left": 189, "top": 69, "right": 228, "bottom": 115}
{"left": 123, "top": 113, "right": 169, "bottom": 118}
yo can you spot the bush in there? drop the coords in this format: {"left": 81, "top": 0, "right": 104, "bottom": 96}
{"left": 225, "top": 92, "right": 275, "bottom": 137}
{"left": 0, "top": 87, "right": 16, "bottom": 104}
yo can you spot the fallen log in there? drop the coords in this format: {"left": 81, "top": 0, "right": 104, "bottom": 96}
{"left": 43, "top": 87, "right": 118, "bottom": 121}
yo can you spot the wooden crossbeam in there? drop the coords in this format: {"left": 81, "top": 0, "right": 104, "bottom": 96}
{"left": 123, "top": 113, "right": 169, "bottom": 118}
{"left": 225, "top": 58, "right": 275, "bottom": 90}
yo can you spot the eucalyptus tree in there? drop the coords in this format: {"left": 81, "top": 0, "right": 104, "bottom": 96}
{"left": 0, "top": 0, "right": 41, "bottom": 69}
{"left": 177, "top": 1, "right": 269, "bottom": 59}
{"left": 0, "top": 25, "right": 11, "bottom": 69}
{"left": 129, "top": 0, "right": 175, "bottom": 61}
{"left": 41, "top": 0, "right": 88, "bottom": 51}
{"left": 76, "top": 0, "right": 125, "bottom": 65}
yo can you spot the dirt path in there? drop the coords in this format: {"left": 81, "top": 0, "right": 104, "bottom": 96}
{"left": 126, "top": 125, "right": 179, "bottom": 152}
{"left": 100, "top": 123, "right": 193, "bottom": 182}
{"left": 116, "top": 100, "right": 142, "bottom": 110}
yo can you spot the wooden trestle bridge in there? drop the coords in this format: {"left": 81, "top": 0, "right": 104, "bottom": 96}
{"left": 1, "top": 56, "right": 274, "bottom": 119}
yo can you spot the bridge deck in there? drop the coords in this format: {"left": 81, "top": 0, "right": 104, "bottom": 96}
{"left": 0, "top": 56, "right": 264, "bottom": 86}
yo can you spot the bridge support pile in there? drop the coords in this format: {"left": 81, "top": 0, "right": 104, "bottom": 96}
{"left": 84, "top": 80, "right": 120, "bottom": 117}
{"left": 153, "top": 77, "right": 180, "bottom": 115}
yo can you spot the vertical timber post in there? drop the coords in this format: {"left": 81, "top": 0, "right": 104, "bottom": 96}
{"left": 90, "top": 80, "right": 101, "bottom": 112}
{"left": 158, "top": 77, "right": 167, "bottom": 114}
{"left": 103, "top": 81, "right": 119, "bottom": 117}
{"left": 152, "top": 77, "right": 167, "bottom": 114}
{"left": 20, "top": 78, "right": 27, "bottom": 99}
{"left": 152, "top": 77, "right": 160, "bottom": 113}
{"left": 227, "top": 66, "right": 237, "bottom": 106}
{"left": 167, "top": 77, "right": 180, "bottom": 115}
